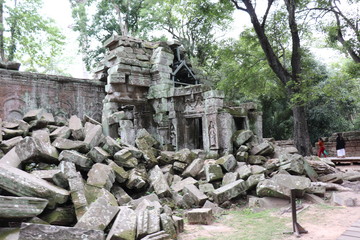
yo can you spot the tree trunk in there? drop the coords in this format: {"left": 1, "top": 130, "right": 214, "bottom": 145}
{"left": 292, "top": 105, "right": 312, "bottom": 156}
{"left": 0, "top": 0, "right": 5, "bottom": 61}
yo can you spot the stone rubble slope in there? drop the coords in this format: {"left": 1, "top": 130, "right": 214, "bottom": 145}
{"left": 0, "top": 109, "right": 359, "bottom": 240}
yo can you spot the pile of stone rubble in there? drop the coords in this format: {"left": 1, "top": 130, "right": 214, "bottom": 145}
{"left": 1, "top": 109, "right": 360, "bottom": 240}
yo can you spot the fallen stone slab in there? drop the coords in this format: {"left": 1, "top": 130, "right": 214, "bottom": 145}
{"left": 183, "top": 184, "right": 208, "bottom": 207}
{"left": 187, "top": 208, "right": 213, "bottom": 225}
{"left": 31, "top": 169, "right": 68, "bottom": 188}
{"left": 212, "top": 179, "right": 249, "bottom": 204}
{"left": 112, "top": 185, "right": 132, "bottom": 205}
{"left": 172, "top": 216, "right": 184, "bottom": 234}
{"left": 0, "top": 147, "right": 21, "bottom": 167}
{"left": 69, "top": 115, "right": 84, "bottom": 140}
{"left": 303, "top": 193, "right": 325, "bottom": 205}
{"left": 233, "top": 130, "right": 253, "bottom": 148}
{"left": 40, "top": 206, "right": 76, "bottom": 226}
{"left": 248, "top": 196, "right": 290, "bottom": 209}
{"left": 173, "top": 148, "right": 197, "bottom": 164}
{"left": 136, "top": 199, "right": 162, "bottom": 238}
{"left": 2, "top": 128, "right": 23, "bottom": 140}
{"left": 278, "top": 154, "right": 305, "bottom": 175}
{"left": 52, "top": 138, "right": 89, "bottom": 153}
{"left": 250, "top": 141, "right": 274, "bottom": 156}
{"left": 331, "top": 191, "right": 360, "bottom": 207}
{"left": 0, "top": 196, "right": 48, "bottom": 218}
{"left": 68, "top": 172, "right": 89, "bottom": 220}
{"left": 84, "top": 184, "right": 118, "bottom": 207}
{"left": 101, "top": 136, "right": 122, "bottom": 155}
{"left": 160, "top": 213, "right": 177, "bottom": 239}
{"left": 148, "top": 165, "right": 171, "bottom": 198}
{"left": 107, "top": 160, "right": 129, "bottom": 183}
{"left": 87, "top": 146, "right": 110, "bottom": 163}
{"left": 0, "top": 136, "right": 23, "bottom": 153}
{"left": 15, "top": 137, "right": 59, "bottom": 163}
{"left": 256, "top": 174, "right": 311, "bottom": 199}
{"left": 182, "top": 158, "right": 205, "bottom": 178}
{"left": 106, "top": 206, "right": 136, "bottom": 240}
{"left": 83, "top": 124, "right": 103, "bottom": 149}
{"left": 236, "top": 163, "right": 252, "bottom": 179}
{"left": 114, "top": 148, "right": 138, "bottom": 168}
{"left": 246, "top": 174, "right": 265, "bottom": 189}
{"left": 19, "top": 223, "right": 105, "bottom": 240}
{"left": 140, "top": 231, "right": 171, "bottom": 240}
{"left": 171, "top": 177, "right": 198, "bottom": 192}
{"left": 0, "top": 164, "right": 69, "bottom": 208}
{"left": 204, "top": 164, "right": 223, "bottom": 182}
{"left": 126, "top": 165, "right": 148, "bottom": 189}
{"left": 59, "top": 150, "right": 93, "bottom": 169}
{"left": 202, "top": 200, "right": 224, "bottom": 215}
{"left": 87, "top": 163, "right": 115, "bottom": 191}
{"left": 32, "top": 128, "right": 51, "bottom": 143}
{"left": 75, "top": 196, "right": 119, "bottom": 231}
{"left": 129, "top": 193, "right": 160, "bottom": 209}
{"left": 49, "top": 126, "right": 71, "bottom": 140}
{"left": 248, "top": 155, "right": 266, "bottom": 165}
{"left": 216, "top": 154, "right": 237, "bottom": 172}
{"left": 23, "top": 109, "right": 44, "bottom": 122}
{"left": 222, "top": 172, "right": 238, "bottom": 186}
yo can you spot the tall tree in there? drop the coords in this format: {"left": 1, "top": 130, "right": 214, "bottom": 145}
{"left": 230, "top": 0, "right": 313, "bottom": 155}
{"left": 310, "top": 0, "right": 360, "bottom": 63}
{"left": 0, "top": 0, "right": 65, "bottom": 73}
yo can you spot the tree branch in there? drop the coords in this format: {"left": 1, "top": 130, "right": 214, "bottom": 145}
{"left": 230, "top": 0, "right": 247, "bottom": 12}
{"left": 261, "top": 0, "right": 274, "bottom": 29}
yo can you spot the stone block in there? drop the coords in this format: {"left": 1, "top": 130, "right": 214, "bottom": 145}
{"left": 251, "top": 165, "right": 266, "bottom": 175}
{"left": 84, "top": 124, "right": 103, "bottom": 149}
{"left": 331, "top": 191, "right": 359, "bottom": 207}
{"left": 32, "top": 128, "right": 51, "bottom": 143}
{"left": 102, "top": 136, "right": 122, "bottom": 155}
{"left": 0, "top": 136, "right": 23, "bottom": 153}
{"left": 148, "top": 165, "right": 171, "bottom": 197}
{"left": 40, "top": 206, "right": 76, "bottom": 226}
{"left": 248, "top": 196, "right": 290, "bottom": 209}
{"left": 19, "top": 223, "right": 104, "bottom": 240}
{"left": 183, "top": 184, "right": 208, "bottom": 207}
{"left": 49, "top": 126, "right": 71, "bottom": 140}
{"left": 140, "top": 231, "right": 171, "bottom": 240}
{"left": 204, "top": 164, "right": 223, "bottom": 182}
{"left": 0, "top": 147, "right": 21, "bottom": 167}
{"left": 233, "top": 130, "right": 254, "bottom": 148}
{"left": 23, "top": 109, "right": 44, "bottom": 122}
{"left": 129, "top": 193, "right": 160, "bottom": 209}
{"left": 52, "top": 138, "right": 89, "bottom": 153}
{"left": 106, "top": 206, "right": 136, "bottom": 240}
{"left": 222, "top": 172, "right": 239, "bottom": 186}
{"left": 160, "top": 213, "right": 177, "bottom": 239}
{"left": 114, "top": 149, "right": 138, "bottom": 168}
{"left": 236, "top": 163, "right": 252, "bottom": 179}
{"left": 59, "top": 150, "right": 93, "bottom": 169}
{"left": 246, "top": 174, "right": 265, "bottom": 189}
{"left": 216, "top": 154, "right": 237, "bottom": 172}
{"left": 256, "top": 174, "right": 311, "bottom": 199}
{"left": 187, "top": 208, "right": 213, "bottom": 225}
{"left": 0, "top": 164, "right": 69, "bottom": 208}
{"left": 126, "top": 165, "right": 148, "bottom": 189}
{"left": 236, "top": 151, "right": 248, "bottom": 162}
{"left": 199, "top": 183, "right": 215, "bottom": 195}
{"left": 278, "top": 153, "right": 305, "bottom": 175}
{"left": 87, "top": 163, "right": 115, "bottom": 191}
{"left": 0, "top": 196, "right": 48, "bottom": 218}
{"left": 202, "top": 200, "right": 224, "bottom": 215}
{"left": 58, "top": 160, "right": 77, "bottom": 179}
{"left": 172, "top": 216, "right": 184, "bottom": 233}
{"left": 212, "top": 179, "right": 249, "bottom": 204}
{"left": 136, "top": 200, "right": 162, "bottom": 238}
{"left": 182, "top": 158, "right": 205, "bottom": 178}
{"left": 15, "top": 137, "right": 59, "bottom": 164}
{"left": 75, "top": 196, "right": 119, "bottom": 231}
{"left": 107, "top": 159, "right": 129, "bottom": 183}
{"left": 173, "top": 148, "right": 197, "bottom": 164}
{"left": 69, "top": 115, "right": 84, "bottom": 140}
{"left": 250, "top": 141, "right": 274, "bottom": 156}
{"left": 171, "top": 177, "right": 198, "bottom": 192}
{"left": 112, "top": 185, "right": 132, "bottom": 205}
{"left": 68, "top": 172, "right": 88, "bottom": 220}
{"left": 87, "top": 146, "right": 110, "bottom": 163}
{"left": 248, "top": 155, "right": 266, "bottom": 165}
{"left": 173, "top": 161, "right": 187, "bottom": 172}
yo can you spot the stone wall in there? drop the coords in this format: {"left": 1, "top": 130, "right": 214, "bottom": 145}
{"left": 323, "top": 131, "right": 360, "bottom": 157}
{"left": 0, "top": 69, "right": 105, "bottom": 122}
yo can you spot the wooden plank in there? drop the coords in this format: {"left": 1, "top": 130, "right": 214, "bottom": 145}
{"left": 348, "top": 227, "right": 360, "bottom": 232}
{"left": 337, "top": 236, "right": 360, "bottom": 240}
{"left": 342, "top": 230, "right": 360, "bottom": 237}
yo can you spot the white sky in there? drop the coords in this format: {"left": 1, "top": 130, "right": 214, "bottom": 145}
{"left": 42, "top": 0, "right": 89, "bottom": 78}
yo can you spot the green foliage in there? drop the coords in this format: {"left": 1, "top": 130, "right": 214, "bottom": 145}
{"left": 1, "top": 0, "right": 65, "bottom": 73}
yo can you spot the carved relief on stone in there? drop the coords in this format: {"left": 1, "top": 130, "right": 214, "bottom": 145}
{"left": 170, "top": 121, "right": 177, "bottom": 147}
{"left": 3, "top": 96, "right": 25, "bottom": 121}
{"left": 184, "top": 94, "right": 203, "bottom": 114}
{"left": 207, "top": 117, "right": 219, "bottom": 150}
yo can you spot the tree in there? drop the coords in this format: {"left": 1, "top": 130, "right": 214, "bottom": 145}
{"left": 0, "top": 0, "right": 65, "bottom": 73}
{"left": 309, "top": 0, "right": 360, "bottom": 63}
{"left": 69, "top": 0, "right": 150, "bottom": 70}
{"left": 229, "top": 0, "right": 313, "bottom": 155}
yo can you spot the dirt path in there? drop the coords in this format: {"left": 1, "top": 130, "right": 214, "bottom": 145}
{"left": 178, "top": 204, "right": 360, "bottom": 240}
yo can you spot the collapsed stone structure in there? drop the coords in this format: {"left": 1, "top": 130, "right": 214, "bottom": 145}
{"left": 1, "top": 110, "right": 360, "bottom": 239}
{"left": 95, "top": 35, "right": 262, "bottom": 154}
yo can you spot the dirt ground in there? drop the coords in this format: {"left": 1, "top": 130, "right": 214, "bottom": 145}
{"left": 178, "top": 164, "right": 360, "bottom": 240}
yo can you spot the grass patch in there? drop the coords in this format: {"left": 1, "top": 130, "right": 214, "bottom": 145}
{"left": 194, "top": 208, "right": 290, "bottom": 240}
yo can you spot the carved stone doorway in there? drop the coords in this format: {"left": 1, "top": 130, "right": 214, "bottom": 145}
{"left": 185, "top": 117, "right": 203, "bottom": 149}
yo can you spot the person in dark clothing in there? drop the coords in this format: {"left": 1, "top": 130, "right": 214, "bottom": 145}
{"left": 336, "top": 133, "right": 346, "bottom": 158}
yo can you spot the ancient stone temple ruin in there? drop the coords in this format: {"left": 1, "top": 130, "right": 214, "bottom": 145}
{"left": 95, "top": 35, "right": 263, "bottom": 154}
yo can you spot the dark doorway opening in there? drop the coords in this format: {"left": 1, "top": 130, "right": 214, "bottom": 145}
{"left": 234, "top": 117, "right": 246, "bottom": 130}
